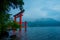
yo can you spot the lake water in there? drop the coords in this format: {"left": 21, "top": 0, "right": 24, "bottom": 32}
{"left": 21, "top": 27, "right": 60, "bottom": 40}
{"left": 6, "top": 27, "right": 60, "bottom": 40}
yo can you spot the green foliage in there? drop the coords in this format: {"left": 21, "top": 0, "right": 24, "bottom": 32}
{"left": 0, "top": 23, "right": 8, "bottom": 31}
{"left": 0, "top": 0, "right": 24, "bottom": 12}
{"left": 7, "top": 21, "right": 20, "bottom": 30}
{"left": 0, "top": 0, "right": 24, "bottom": 23}
{"left": 0, "top": 20, "right": 20, "bottom": 32}
{"left": 0, "top": 0, "right": 24, "bottom": 31}
{"left": 12, "top": 21, "right": 20, "bottom": 29}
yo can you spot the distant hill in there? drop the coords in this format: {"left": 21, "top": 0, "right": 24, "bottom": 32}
{"left": 27, "top": 18, "right": 60, "bottom": 27}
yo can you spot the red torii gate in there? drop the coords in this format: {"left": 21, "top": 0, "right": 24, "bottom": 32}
{"left": 14, "top": 10, "right": 27, "bottom": 32}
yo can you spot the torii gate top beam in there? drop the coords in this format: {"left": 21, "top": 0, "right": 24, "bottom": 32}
{"left": 14, "top": 10, "right": 25, "bottom": 18}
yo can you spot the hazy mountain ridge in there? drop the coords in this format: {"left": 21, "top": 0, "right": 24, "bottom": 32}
{"left": 27, "top": 18, "right": 60, "bottom": 27}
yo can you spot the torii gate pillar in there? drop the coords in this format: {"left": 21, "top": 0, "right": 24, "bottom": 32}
{"left": 19, "top": 13, "right": 23, "bottom": 31}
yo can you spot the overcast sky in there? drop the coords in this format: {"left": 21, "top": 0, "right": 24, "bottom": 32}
{"left": 9, "top": 0, "right": 60, "bottom": 22}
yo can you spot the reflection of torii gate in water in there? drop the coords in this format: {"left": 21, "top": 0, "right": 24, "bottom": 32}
{"left": 14, "top": 10, "right": 27, "bottom": 32}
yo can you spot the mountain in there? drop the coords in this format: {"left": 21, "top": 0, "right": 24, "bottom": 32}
{"left": 27, "top": 18, "right": 60, "bottom": 27}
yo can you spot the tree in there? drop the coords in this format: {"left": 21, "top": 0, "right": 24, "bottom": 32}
{"left": 0, "top": 0, "right": 24, "bottom": 12}
{"left": 6, "top": 20, "right": 20, "bottom": 31}
{"left": 0, "top": 0, "right": 24, "bottom": 32}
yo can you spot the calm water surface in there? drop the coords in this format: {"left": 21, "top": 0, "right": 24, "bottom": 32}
{"left": 25, "top": 27, "right": 60, "bottom": 40}
{"left": 8, "top": 27, "right": 60, "bottom": 40}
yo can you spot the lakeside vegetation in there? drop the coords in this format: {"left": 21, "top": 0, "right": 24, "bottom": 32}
{"left": 0, "top": 0, "right": 24, "bottom": 32}
{"left": 0, "top": 1, "right": 24, "bottom": 39}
